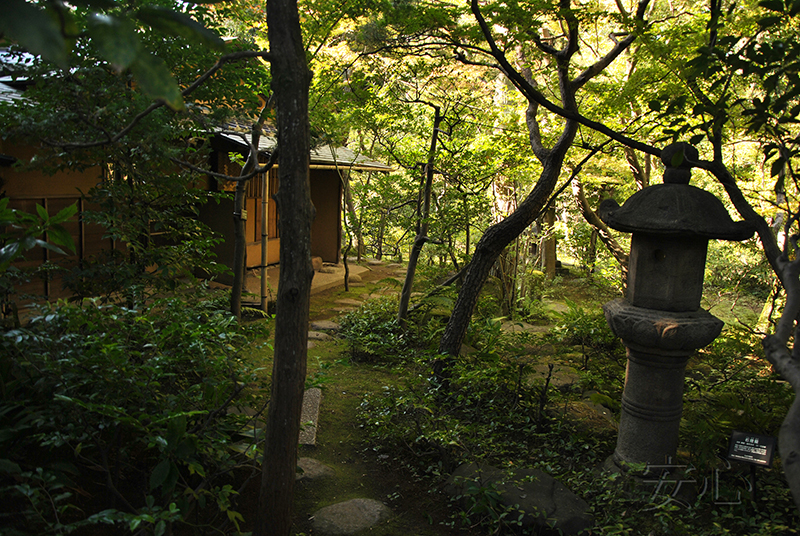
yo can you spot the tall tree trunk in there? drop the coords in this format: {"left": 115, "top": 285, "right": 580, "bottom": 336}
{"left": 438, "top": 136, "right": 575, "bottom": 359}
{"left": 254, "top": 0, "right": 313, "bottom": 533}
{"left": 398, "top": 106, "right": 442, "bottom": 325}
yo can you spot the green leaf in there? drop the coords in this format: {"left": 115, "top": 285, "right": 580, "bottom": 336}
{"left": 758, "top": 0, "right": 786, "bottom": 12}
{"left": 689, "top": 133, "right": 705, "bottom": 145}
{"left": 757, "top": 15, "right": 784, "bottom": 28}
{"left": 136, "top": 7, "right": 225, "bottom": 50}
{"left": 0, "top": 0, "right": 69, "bottom": 67}
{"left": 770, "top": 157, "right": 785, "bottom": 177}
{"left": 35, "top": 204, "right": 48, "bottom": 221}
{"left": 149, "top": 459, "right": 170, "bottom": 490}
{"left": 0, "top": 459, "right": 21, "bottom": 474}
{"left": 131, "top": 53, "right": 184, "bottom": 110}
{"left": 47, "top": 225, "right": 76, "bottom": 252}
{"left": 87, "top": 13, "right": 141, "bottom": 72}
{"left": 68, "top": 0, "right": 119, "bottom": 7}
{"left": 165, "top": 415, "right": 187, "bottom": 450}
{"left": 50, "top": 203, "right": 79, "bottom": 224}
{"left": 154, "top": 520, "right": 166, "bottom": 536}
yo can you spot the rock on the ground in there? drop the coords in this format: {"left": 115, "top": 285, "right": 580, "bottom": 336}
{"left": 308, "top": 330, "right": 334, "bottom": 341}
{"left": 310, "top": 320, "right": 340, "bottom": 331}
{"left": 296, "top": 458, "right": 334, "bottom": 482}
{"left": 348, "top": 274, "right": 362, "bottom": 283}
{"left": 312, "top": 498, "right": 392, "bottom": 535}
{"left": 445, "top": 463, "right": 593, "bottom": 535}
{"left": 312, "top": 256, "right": 324, "bottom": 271}
{"left": 528, "top": 363, "right": 582, "bottom": 392}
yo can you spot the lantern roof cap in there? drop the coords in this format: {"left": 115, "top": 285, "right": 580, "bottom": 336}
{"left": 598, "top": 143, "right": 756, "bottom": 241}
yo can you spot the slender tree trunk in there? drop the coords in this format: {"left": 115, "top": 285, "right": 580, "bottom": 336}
{"left": 261, "top": 169, "right": 269, "bottom": 312}
{"left": 231, "top": 107, "right": 268, "bottom": 319}
{"left": 254, "top": 0, "right": 313, "bottom": 533}
{"left": 341, "top": 171, "right": 362, "bottom": 262}
{"left": 231, "top": 177, "right": 247, "bottom": 319}
{"left": 541, "top": 206, "right": 557, "bottom": 278}
{"left": 398, "top": 106, "right": 442, "bottom": 325}
{"left": 571, "top": 177, "right": 628, "bottom": 282}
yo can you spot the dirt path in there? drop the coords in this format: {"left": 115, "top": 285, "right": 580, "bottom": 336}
{"left": 293, "top": 261, "right": 465, "bottom": 535}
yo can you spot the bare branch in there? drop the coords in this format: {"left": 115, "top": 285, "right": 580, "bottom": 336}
{"left": 571, "top": 0, "right": 650, "bottom": 91}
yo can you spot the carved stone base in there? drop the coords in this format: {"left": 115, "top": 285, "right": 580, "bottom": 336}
{"left": 604, "top": 299, "right": 723, "bottom": 466}
{"left": 603, "top": 298, "right": 723, "bottom": 352}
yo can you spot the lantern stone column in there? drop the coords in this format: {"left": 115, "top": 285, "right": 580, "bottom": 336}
{"left": 599, "top": 143, "right": 754, "bottom": 467}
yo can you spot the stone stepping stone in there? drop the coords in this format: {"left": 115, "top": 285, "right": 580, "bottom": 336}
{"left": 333, "top": 307, "right": 355, "bottom": 313}
{"left": 335, "top": 298, "right": 363, "bottom": 306}
{"left": 528, "top": 364, "right": 582, "bottom": 391}
{"left": 367, "top": 259, "right": 385, "bottom": 266}
{"left": 544, "top": 299, "right": 570, "bottom": 314}
{"left": 501, "top": 320, "right": 534, "bottom": 332}
{"left": 296, "top": 457, "right": 334, "bottom": 482}
{"left": 310, "top": 320, "right": 340, "bottom": 331}
{"left": 312, "top": 498, "right": 392, "bottom": 535}
{"left": 299, "top": 388, "right": 322, "bottom": 446}
{"left": 308, "top": 341, "right": 315, "bottom": 349}
{"left": 308, "top": 330, "right": 333, "bottom": 341}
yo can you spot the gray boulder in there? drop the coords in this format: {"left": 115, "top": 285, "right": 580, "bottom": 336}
{"left": 445, "top": 463, "right": 593, "bottom": 535}
{"left": 312, "top": 498, "right": 392, "bottom": 535}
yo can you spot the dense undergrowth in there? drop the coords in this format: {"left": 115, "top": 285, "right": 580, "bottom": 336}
{"left": 344, "top": 270, "right": 799, "bottom": 535}
{"left": 0, "top": 294, "right": 269, "bottom": 535}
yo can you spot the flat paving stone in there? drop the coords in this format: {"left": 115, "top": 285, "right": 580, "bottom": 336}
{"left": 308, "top": 330, "right": 334, "bottom": 341}
{"left": 312, "top": 498, "right": 392, "bottom": 535}
{"left": 528, "top": 364, "right": 582, "bottom": 391}
{"left": 296, "top": 457, "right": 334, "bottom": 482}
{"left": 310, "top": 320, "right": 340, "bottom": 331}
{"left": 299, "top": 388, "right": 322, "bottom": 446}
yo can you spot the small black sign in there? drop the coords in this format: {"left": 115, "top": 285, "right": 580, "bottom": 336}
{"left": 727, "top": 431, "right": 777, "bottom": 467}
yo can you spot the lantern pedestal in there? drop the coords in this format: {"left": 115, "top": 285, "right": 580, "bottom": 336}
{"left": 603, "top": 299, "right": 723, "bottom": 465}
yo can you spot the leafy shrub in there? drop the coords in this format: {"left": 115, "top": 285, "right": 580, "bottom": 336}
{"left": 516, "top": 268, "right": 549, "bottom": 322}
{"left": 705, "top": 240, "right": 772, "bottom": 299}
{"left": 339, "top": 296, "right": 408, "bottom": 363}
{"left": 0, "top": 297, "right": 266, "bottom": 535}
{"left": 552, "top": 299, "right": 621, "bottom": 369}
{"left": 682, "top": 327, "right": 792, "bottom": 471}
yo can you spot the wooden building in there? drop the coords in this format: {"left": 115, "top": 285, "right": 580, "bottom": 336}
{"left": 202, "top": 131, "right": 392, "bottom": 272}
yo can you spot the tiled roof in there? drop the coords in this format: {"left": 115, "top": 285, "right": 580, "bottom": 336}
{"left": 216, "top": 131, "right": 393, "bottom": 172}
{"left": 0, "top": 81, "right": 23, "bottom": 104}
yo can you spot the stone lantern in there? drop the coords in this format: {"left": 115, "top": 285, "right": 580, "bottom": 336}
{"left": 599, "top": 143, "right": 755, "bottom": 467}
